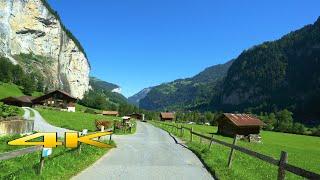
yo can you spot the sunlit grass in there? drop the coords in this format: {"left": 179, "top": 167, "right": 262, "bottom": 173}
{"left": 0, "top": 135, "right": 113, "bottom": 179}
{"left": 150, "top": 121, "right": 320, "bottom": 180}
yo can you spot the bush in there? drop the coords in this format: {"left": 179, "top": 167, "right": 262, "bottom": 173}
{"left": 311, "top": 126, "right": 320, "bottom": 136}
{"left": 292, "top": 123, "right": 306, "bottom": 134}
{"left": 0, "top": 104, "right": 21, "bottom": 118}
{"left": 84, "top": 108, "right": 96, "bottom": 114}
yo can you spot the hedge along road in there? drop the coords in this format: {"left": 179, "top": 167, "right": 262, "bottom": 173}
{"left": 73, "top": 121, "right": 213, "bottom": 180}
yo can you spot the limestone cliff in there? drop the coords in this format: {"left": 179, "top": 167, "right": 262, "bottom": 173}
{"left": 0, "top": 0, "right": 90, "bottom": 99}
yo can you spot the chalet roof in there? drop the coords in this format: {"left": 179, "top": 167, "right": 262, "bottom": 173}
{"left": 32, "top": 90, "right": 77, "bottom": 102}
{"left": 102, "top": 111, "right": 119, "bottom": 115}
{"left": 0, "top": 96, "right": 35, "bottom": 103}
{"left": 160, "top": 112, "right": 175, "bottom": 119}
{"left": 127, "top": 113, "right": 142, "bottom": 117}
{"left": 223, "top": 113, "right": 265, "bottom": 127}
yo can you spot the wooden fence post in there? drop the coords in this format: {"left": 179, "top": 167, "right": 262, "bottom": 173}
{"left": 227, "top": 135, "right": 238, "bottom": 168}
{"left": 278, "top": 151, "right": 288, "bottom": 180}
{"left": 190, "top": 127, "right": 193, "bottom": 142}
{"left": 180, "top": 125, "right": 183, "bottom": 137}
{"left": 182, "top": 126, "right": 184, "bottom": 136}
{"left": 109, "top": 133, "right": 112, "bottom": 144}
{"left": 209, "top": 133, "right": 214, "bottom": 150}
{"left": 78, "top": 143, "right": 82, "bottom": 154}
{"left": 39, "top": 155, "right": 45, "bottom": 174}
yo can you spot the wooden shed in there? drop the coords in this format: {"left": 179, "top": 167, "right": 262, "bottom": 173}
{"left": 0, "top": 96, "right": 35, "bottom": 107}
{"left": 217, "top": 113, "right": 265, "bottom": 137}
{"left": 160, "top": 112, "right": 175, "bottom": 121}
{"left": 102, "top": 111, "right": 119, "bottom": 117}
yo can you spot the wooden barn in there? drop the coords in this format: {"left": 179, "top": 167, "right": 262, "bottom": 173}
{"left": 0, "top": 96, "right": 35, "bottom": 107}
{"left": 160, "top": 112, "right": 175, "bottom": 121}
{"left": 32, "top": 90, "right": 77, "bottom": 112}
{"left": 217, "top": 113, "right": 265, "bottom": 137}
{"left": 102, "top": 111, "right": 119, "bottom": 117}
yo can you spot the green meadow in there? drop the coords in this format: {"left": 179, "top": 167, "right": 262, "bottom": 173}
{"left": 150, "top": 122, "right": 320, "bottom": 180}
{"left": 36, "top": 108, "right": 121, "bottom": 132}
{"left": 0, "top": 83, "right": 24, "bottom": 99}
{"left": 36, "top": 108, "right": 136, "bottom": 134}
{"left": 0, "top": 82, "right": 44, "bottom": 99}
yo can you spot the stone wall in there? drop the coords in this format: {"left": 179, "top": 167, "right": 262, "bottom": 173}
{"left": 0, "top": 118, "right": 34, "bottom": 135}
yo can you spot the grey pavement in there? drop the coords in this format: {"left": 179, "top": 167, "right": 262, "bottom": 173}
{"left": 73, "top": 121, "right": 213, "bottom": 180}
{"left": 22, "top": 107, "right": 31, "bottom": 120}
{"left": 22, "top": 107, "right": 74, "bottom": 137}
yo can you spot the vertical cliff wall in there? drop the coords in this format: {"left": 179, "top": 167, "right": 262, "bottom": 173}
{"left": 0, "top": 0, "right": 90, "bottom": 98}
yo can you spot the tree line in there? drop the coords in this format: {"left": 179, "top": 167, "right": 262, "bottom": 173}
{"left": 0, "top": 57, "right": 44, "bottom": 95}
{"left": 173, "top": 109, "right": 320, "bottom": 137}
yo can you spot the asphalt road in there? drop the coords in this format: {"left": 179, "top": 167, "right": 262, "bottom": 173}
{"left": 22, "top": 107, "right": 74, "bottom": 137}
{"left": 73, "top": 121, "right": 213, "bottom": 180}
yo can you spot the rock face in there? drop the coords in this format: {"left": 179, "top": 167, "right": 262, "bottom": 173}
{"left": 0, "top": 0, "right": 90, "bottom": 99}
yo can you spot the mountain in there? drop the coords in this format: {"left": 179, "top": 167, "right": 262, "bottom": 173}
{"left": 0, "top": 0, "right": 90, "bottom": 98}
{"left": 137, "top": 17, "right": 320, "bottom": 124}
{"left": 128, "top": 87, "right": 152, "bottom": 106}
{"left": 212, "top": 17, "right": 320, "bottom": 123}
{"left": 90, "top": 77, "right": 120, "bottom": 92}
{"left": 139, "top": 60, "right": 233, "bottom": 110}
{"left": 89, "top": 77, "right": 128, "bottom": 105}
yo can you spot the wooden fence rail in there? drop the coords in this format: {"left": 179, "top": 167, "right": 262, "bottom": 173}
{"left": 0, "top": 146, "right": 42, "bottom": 161}
{"left": 0, "top": 130, "right": 114, "bottom": 175}
{"left": 155, "top": 121, "right": 320, "bottom": 180}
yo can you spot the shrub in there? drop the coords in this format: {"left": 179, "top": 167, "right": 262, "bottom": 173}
{"left": 0, "top": 104, "right": 20, "bottom": 118}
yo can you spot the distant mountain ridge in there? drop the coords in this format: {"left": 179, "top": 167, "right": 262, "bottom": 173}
{"left": 134, "top": 17, "right": 320, "bottom": 124}
{"left": 138, "top": 60, "right": 233, "bottom": 110}
{"left": 128, "top": 87, "right": 152, "bottom": 106}
{"left": 90, "top": 77, "right": 120, "bottom": 92}
{"left": 89, "top": 77, "right": 128, "bottom": 105}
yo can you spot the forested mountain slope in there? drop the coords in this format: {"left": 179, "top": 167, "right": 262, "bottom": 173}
{"left": 139, "top": 60, "right": 233, "bottom": 110}
{"left": 207, "top": 17, "right": 320, "bottom": 124}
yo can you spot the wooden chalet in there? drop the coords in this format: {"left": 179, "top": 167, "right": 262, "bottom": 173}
{"left": 217, "top": 113, "right": 265, "bottom": 137}
{"left": 128, "top": 113, "right": 143, "bottom": 120}
{"left": 32, "top": 90, "right": 77, "bottom": 112}
{"left": 160, "top": 112, "right": 175, "bottom": 121}
{"left": 102, "top": 111, "right": 119, "bottom": 117}
{"left": 0, "top": 96, "right": 35, "bottom": 107}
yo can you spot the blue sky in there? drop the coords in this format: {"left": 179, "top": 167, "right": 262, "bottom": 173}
{"left": 48, "top": 0, "right": 320, "bottom": 97}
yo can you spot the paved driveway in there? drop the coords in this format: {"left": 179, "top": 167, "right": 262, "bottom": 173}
{"left": 73, "top": 121, "right": 213, "bottom": 180}
{"left": 22, "top": 107, "right": 74, "bottom": 137}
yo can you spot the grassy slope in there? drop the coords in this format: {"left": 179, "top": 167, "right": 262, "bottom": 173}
{"left": 0, "top": 83, "right": 24, "bottom": 99}
{"left": 75, "top": 103, "right": 102, "bottom": 114}
{"left": 36, "top": 108, "right": 137, "bottom": 135}
{"left": 36, "top": 108, "right": 121, "bottom": 132}
{"left": 0, "top": 135, "right": 112, "bottom": 179}
{"left": 151, "top": 122, "right": 320, "bottom": 180}
{"left": 0, "top": 82, "right": 43, "bottom": 99}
